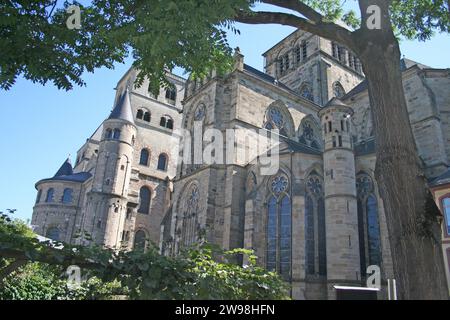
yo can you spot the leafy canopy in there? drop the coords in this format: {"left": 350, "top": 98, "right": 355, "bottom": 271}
{"left": 0, "top": 1, "right": 448, "bottom": 92}
{"left": 0, "top": 211, "right": 289, "bottom": 300}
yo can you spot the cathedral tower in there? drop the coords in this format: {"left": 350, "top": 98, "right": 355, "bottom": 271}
{"left": 318, "top": 98, "right": 361, "bottom": 297}
{"left": 87, "top": 89, "right": 137, "bottom": 248}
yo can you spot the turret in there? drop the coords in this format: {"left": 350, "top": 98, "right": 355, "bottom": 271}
{"left": 89, "top": 88, "right": 137, "bottom": 248}
{"left": 318, "top": 98, "right": 361, "bottom": 298}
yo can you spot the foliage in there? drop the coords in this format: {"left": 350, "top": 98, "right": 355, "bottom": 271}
{"left": 0, "top": 211, "right": 289, "bottom": 300}
{"left": 1, "top": 1, "right": 446, "bottom": 92}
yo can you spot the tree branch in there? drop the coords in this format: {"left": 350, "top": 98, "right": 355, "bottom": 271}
{"left": 235, "top": 10, "right": 355, "bottom": 49}
{"left": 0, "top": 259, "right": 27, "bottom": 285}
{"left": 260, "top": 0, "right": 323, "bottom": 23}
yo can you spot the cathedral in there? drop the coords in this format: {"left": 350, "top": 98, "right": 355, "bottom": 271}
{"left": 31, "top": 29, "right": 450, "bottom": 299}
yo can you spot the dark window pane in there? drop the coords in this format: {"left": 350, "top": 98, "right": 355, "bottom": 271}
{"left": 266, "top": 196, "right": 277, "bottom": 271}
{"left": 367, "top": 194, "right": 382, "bottom": 267}
{"left": 143, "top": 112, "right": 151, "bottom": 122}
{"left": 357, "top": 199, "right": 367, "bottom": 277}
{"left": 46, "top": 188, "right": 54, "bottom": 203}
{"left": 46, "top": 227, "right": 60, "bottom": 241}
{"left": 157, "top": 154, "right": 167, "bottom": 171}
{"left": 305, "top": 195, "right": 315, "bottom": 274}
{"left": 138, "top": 187, "right": 151, "bottom": 214}
{"left": 444, "top": 198, "right": 450, "bottom": 235}
{"left": 62, "top": 188, "right": 73, "bottom": 204}
{"left": 136, "top": 109, "right": 143, "bottom": 119}
{"left": 140, "top": 149, "right": 149, "bottom": 166}
{"left": 318, "top": 197, "right": 327, "bottom": 276}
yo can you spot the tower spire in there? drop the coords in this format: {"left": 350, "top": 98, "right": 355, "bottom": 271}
{"left": 108, "top": 88, "right": 135, "bottom": 124}
{"left": 54, "top": 158, "right": 73, "bottom": 177}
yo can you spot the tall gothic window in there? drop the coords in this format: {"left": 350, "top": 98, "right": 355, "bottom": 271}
{"left": 357, "top": 172, "right": 382, "bottom": 277}
{"left": 180, "top": 184, "right": 200, "bottom": 247}
{"left": 305, "top": 172, "right": 326, "bottom": 276}
{"left": 266, "top": 174, "right": 292, "bottom": 280}
{"left": 165, "top": 86, "right": 176, "bottom": 103}
{"left": 138, "top": 186, "right": 151, "bottom": 214}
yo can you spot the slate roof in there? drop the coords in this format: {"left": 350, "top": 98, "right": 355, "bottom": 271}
{"left": 108, "top": 88, "right": 135, "bottom": 124}
{"left": 37, "top": 158, "right": 92, "bottom": 185}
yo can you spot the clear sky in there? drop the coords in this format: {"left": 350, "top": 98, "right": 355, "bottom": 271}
{"left": 0, "top": 3, "right": 449, "bottom": 222}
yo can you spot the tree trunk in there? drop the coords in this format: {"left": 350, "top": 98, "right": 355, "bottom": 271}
{"left": 354, "top": 25, "right": 449, "bottom": 299}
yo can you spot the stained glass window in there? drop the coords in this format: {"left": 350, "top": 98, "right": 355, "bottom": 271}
{"left": 305, "top": 173, "right": 326, "bottom": 276}
{"left": 266, "top": 175, "right": 291, "bottom": 280}
{"left": 443, "top": 198, "right": 450, "bottom": 236}
{"left": 300, "top": 83, "right": 314, "bottom": 102}
{"left": 357, "top": 173, "right": 382, "bottom": 276}
{"left": 367, "top": 194, "right": 381, "bottom": 266}
{"left": 305, "top": 195, "right": 315, "bottom": 274}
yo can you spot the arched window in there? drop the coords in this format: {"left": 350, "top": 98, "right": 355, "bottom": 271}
{"left": 263, "top": 105, "right": 291, "bottom": 137}
{"left": 166, "top": 118, "right": 174, "bottom": 130}
{"left": 157, "top": 154, "right": 168, "bottom": 171}
{"left": 45, "top": 188, "right": 55, "bottom": 203}
{"left": 136, "top": 109, "right": 144, "bottom": 120}
{"left": 333, "top": 82, "right": 346, "bottom": 98}
{"left": 134, "top": 230, "right": 147, "bottom": 250}
{"left": 266, "top": 174, "right": 291, "bottom": 280}
{"left": 299, "top": 117, "right": 321, "bottom": 149}
{"left": 143, "top": 111, "right": 151, "bottom": 122}
{"left": 46, "top": 227, "right": 60, "bottom": 241}
{"left": 105, "top": 128, "right": 113, "bottom": 139}
{"left": 165, "top": 86, "right": 176, "bottom": 103}
{"left": 299, "top": 83, "right": 314, "bottom": 102}
{"left": 357, "top": 173, "right": 382, "bottom": 277}
{"left": 305, "top": 172, "right": 326, "bottom": 276}
{"left": 443, "top": 197, "right": 450, "bottom": 236}
{"left": 160, "top": 117, "right": 166, "bottom": 127}
{"left": 160, "top": 116, "right": 174, "bottom": 129}
{"left": 113, "top": 129, "right": 121, "bottom": 140}
{"left": 62, "top": 188, "right": 73, "bottom": 204}
{"left": 138, "top": 186, "right": 151, "bottom": 214}
{"left": 36, "top": 189, "right": 42, "bottom": 204}
{"left": 139, "top": 149, "right": 150, "bottom": 166}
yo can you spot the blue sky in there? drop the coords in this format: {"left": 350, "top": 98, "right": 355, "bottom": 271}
{"left": 0, "top": 4, "right": 449, "bottom": 222}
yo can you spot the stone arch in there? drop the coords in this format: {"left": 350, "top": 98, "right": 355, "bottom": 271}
{"left": 298, "top": 115, "right": 323, "bottom": 149}
{"left": 263, "top": 100, "right": 296, "bottom": 139}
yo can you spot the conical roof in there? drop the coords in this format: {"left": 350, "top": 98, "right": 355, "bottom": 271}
{"left": 53, "top": 158, "right": 73, "bottom": 177}
{"left": 108, "top": 88, "right": 135, "bottom": 124}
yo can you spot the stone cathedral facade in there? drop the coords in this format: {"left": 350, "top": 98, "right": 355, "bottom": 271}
{"left": 31, "top": 29, "right": 450, "bottom": 299}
